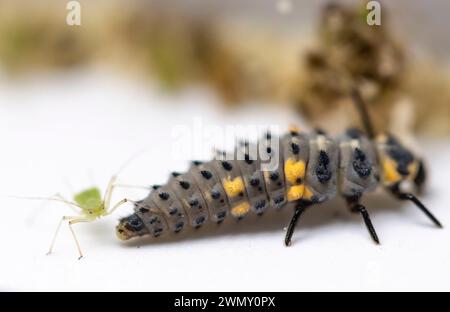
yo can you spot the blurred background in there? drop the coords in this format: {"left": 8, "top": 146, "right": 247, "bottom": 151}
{"left": 1, "top": 0, "right": 450, "bottom": 291}
{"left": 1, "top": 0, "right": 450, "bottom": 135}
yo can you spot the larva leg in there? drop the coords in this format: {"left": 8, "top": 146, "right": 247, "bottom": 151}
{"left": 284, "top": 201, "right": 310, "bottom": 247}
{"left": 390, "top": 186, "right": 442, "bottom": 228}
{"left": 47, "top": 215, "right": 80, "bottom": 256}
{"left": 68, "top": 218, "right": 90, "bottom": 260}
{"left": 346, "top": 197, "right": 380, "bottom": 244}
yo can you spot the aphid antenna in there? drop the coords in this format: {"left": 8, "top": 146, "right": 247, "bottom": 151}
{"left": 113, "top": 183, "right": 152, "bottom": 191}
{"left": 10, "top": 194, "right": 82, "bottom": 211}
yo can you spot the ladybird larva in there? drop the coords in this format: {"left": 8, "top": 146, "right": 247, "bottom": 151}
{"left": 116, "top": 127, "right": 441, "bottom": 245}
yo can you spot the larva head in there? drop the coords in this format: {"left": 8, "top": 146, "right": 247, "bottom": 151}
{"left": 375, "top": 134, "right": 425, "bottom": 189}
{"left": 116, "top": 213, "right": 149, "bottom": 240}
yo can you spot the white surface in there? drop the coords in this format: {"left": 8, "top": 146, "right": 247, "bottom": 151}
{"left": 1, "top": 70, "right": 450, "bottom": 292}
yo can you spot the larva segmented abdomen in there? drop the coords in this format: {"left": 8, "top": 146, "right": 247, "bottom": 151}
{"left": 130, "top": 128, "right": 379, "bottom": 239}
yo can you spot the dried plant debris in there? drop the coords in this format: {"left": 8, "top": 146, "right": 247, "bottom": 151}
{"left": 296, "top": 2, "right": 450, "bottom": 137}
{"left": 296, "top": 2, "right": 407, "bottom": 133}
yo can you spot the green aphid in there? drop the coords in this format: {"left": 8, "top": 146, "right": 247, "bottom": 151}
{"left": 29, "top": 176, "right": 137, "bottom": 260}
{"left": 74, "top": 187, "right": 104, "bottom": 214}
{"left": 14, "top": 150, "right": 149, "bottom": 259}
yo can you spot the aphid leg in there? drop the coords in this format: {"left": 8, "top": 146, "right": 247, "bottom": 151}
{"left": 103, "top": 175, "right": 118, "bottom": 210}
{"left": 47, "top": 215, "right": 79, "bottom": 256}
{"left": 350, "top": 88, "right": 376, "bottom": 139}
{"left": 106, "top": 198, "right": 131, "bottom": 216}
{"left": 284, "top": 201, "right": 311, "bottom": 247}
{"left": 346, "top": 197, "right": 380, "bottom": 244}
{"left": 68, "top": 218, "right": 90, "bottom": 260}
{"left": 390, "top": 185, "right": 442, "bottom": 228}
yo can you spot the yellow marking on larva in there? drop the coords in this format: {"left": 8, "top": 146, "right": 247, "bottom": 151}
{"left": 382, "top": 158, "right": 402, "bottom": 185}
{"left": 231, "top": 201, "right": 250, "bottom": 217}
{"left": 284, "top": 158, "right": 306, "bottom": 185}
{"left": 303, "top": 187, "right": 315, "bottom": 201}
{"left": 287, "top": 185, "right": 305, "bottom": 202}
{"left": 223, "top": 177, "right": 245, "bottom": 198}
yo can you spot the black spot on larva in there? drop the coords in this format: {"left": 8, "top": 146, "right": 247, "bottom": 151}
{"left": 386, "top": 135, "right": 401, "bottom": 146}
{"left": 201, "top": 170, "right": 213, "bottom": 179}
{"left": 274, "top": 196, "right": 285, "bottom": 205}
{"left": 211, "top": 191, "right": 221, "bottom": 199}
{"left": 189, "top": 199, "right": 199, "bottom": 207}
{"left": 149, "top": 217, "right": 158, "bottom": 224}
{"left": 220, "top": 199, "right": 225, "bottom": 203}
{"left": 315, "top": 128, "right": 327, "bottom": 135}
{"left": 196, "top": 216, "right": 205, "bottom": 225}
{"left": 159, "top": 192, "right": 170, "bottom": 200}
{"left": 296, "top": 177, "right": 303, "bottom": 184}
{"left": 346, "top": 128, "right": 363, "bottom": 139}
{"left": 311, "top": 196, "right": 320, "bottom": 204}
{"left": 179, "top": 180, "right": 190, "bottom": 190}
{"left": 240, "top": 140, "right": 249, "bottom": 147}
{"left": 239, "top": 192, "right": 244, "bottom": 197}
{"left": 175, "top": 222, "right": 184, "bottom": 232}
{"left": 192, "top": 160, "right": 203, "bottom": 166}
{"left": 387, "top": 138, "right": 415, "bottom": 176}
{"left": 258, "top": 187, "right": 263, "bottom": 192}
{"left": 250, "top": 178, "right": 260, "bottom": 187}
{"left": 353, "top": 148, "right": 372, "bottom": 178}
{"left": 217, "top": 211, "right": 226, "bottom": 220}
{"left": 222, "top": 161, "right": 233, "bottom": 171}
{"left": 244, "top": 154, "right": 253, "bottom": 165}
{"left": 291, "top": 142, "right": 300, "bottom": 155}
{"left": 139, "top": 207, "right": 149, "bottom": 214}
{"left": 269, "top": 172, "right": 279, "bottom": 181}
{"left": 171, "top": 172, "right": 181, "bottom": 177}
{"left": 350, "top": 189, "right": 363, "bottom": 198}
{"left": 277, "top": 182, "right": 282, "bottom": 187}
{"left": 316, "top": 151, "right": 332, "bottom": 184}
{"left": 290, "top": 130, "right": 299, "bottom": 136}
{"left": 266, "top": 147, "right": 272, "bottom": 154}
{"left": 153, "top": 228, "right": 163, "bottom": 237}
{"left": 265, "top": 131, "right": 272, "bottom": 140}
{"left": 152, "top": 185, "right": 161, "bottom": 190}
{"left": 255, "top": 200, "right": 266, "bottom": 211}
{"left": 169, "top": 208, "right": 178, "bottom": 215}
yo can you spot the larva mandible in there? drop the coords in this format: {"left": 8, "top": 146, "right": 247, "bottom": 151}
{"left": 116, "top": 91, "right": 442, "bottom": 246}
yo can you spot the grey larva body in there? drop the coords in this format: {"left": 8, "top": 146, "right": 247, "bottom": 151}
{"left": 118, "top": 128, "right": 386, "bottom": 239}
{"left": 116, "top": 126, "right": 440, "bottom": 245}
